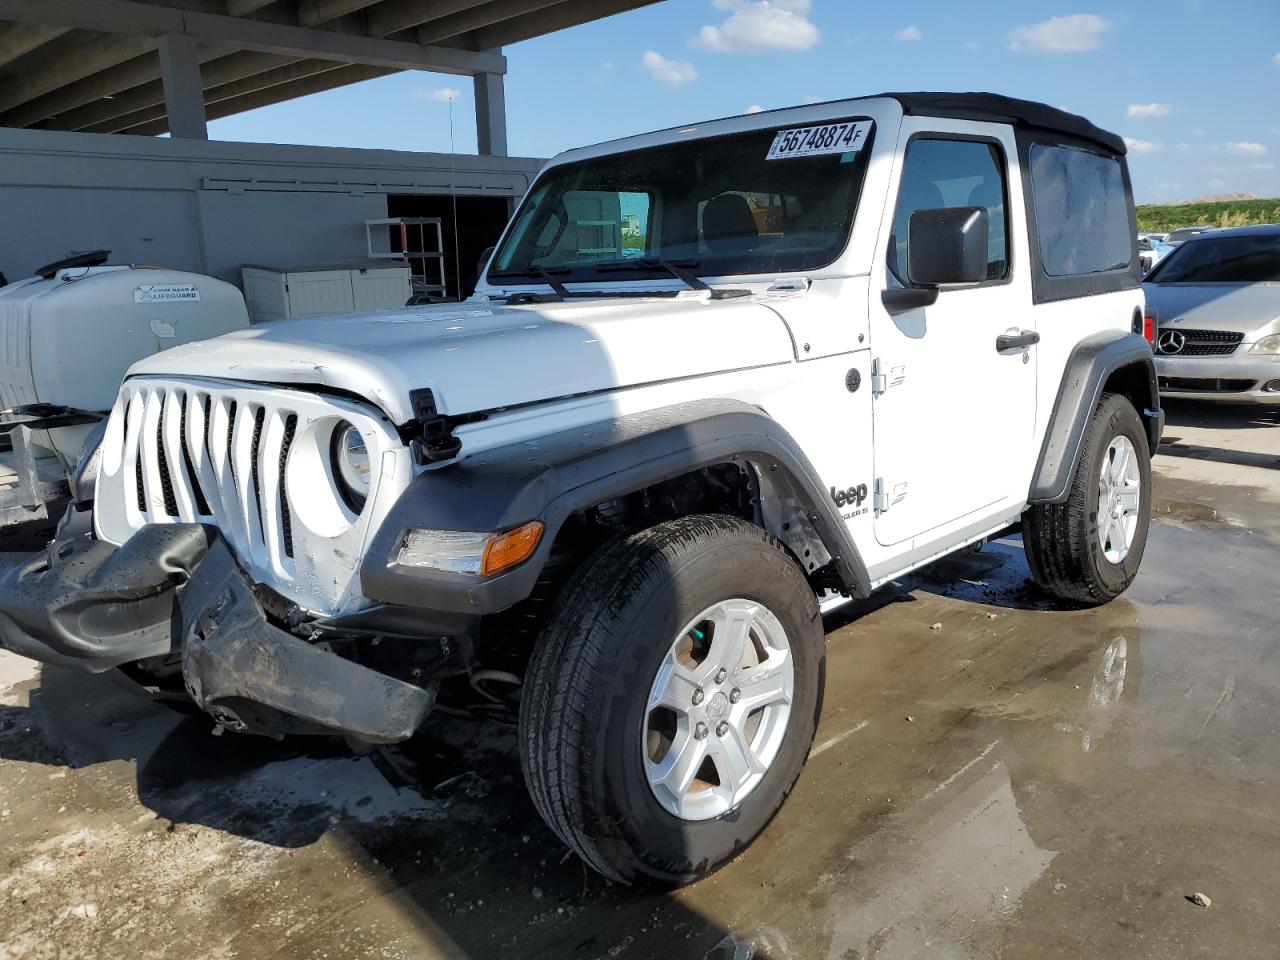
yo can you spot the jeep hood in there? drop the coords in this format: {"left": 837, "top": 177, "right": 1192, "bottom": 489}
{"left": 1143, "top": 282, "right": 1280, "bottom": 336}
{"left": 126, "top": 296, "right": 796, "bottom": 424}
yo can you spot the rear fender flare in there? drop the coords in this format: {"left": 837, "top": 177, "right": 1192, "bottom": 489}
{"left": 1030, "top": 331, "right": 1162, "bottom": 504}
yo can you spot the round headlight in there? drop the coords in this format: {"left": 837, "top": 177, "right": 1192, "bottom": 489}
{"left": 331, "top": 422, "right": 371, "bottom": 511}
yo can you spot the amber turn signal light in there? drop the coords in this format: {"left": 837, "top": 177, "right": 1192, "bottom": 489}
{"left": 480, "top": 521, "right": 545, "bottom": 576}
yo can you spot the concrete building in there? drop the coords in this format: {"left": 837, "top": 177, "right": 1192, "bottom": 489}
{"left": 0, "top": 0, "right": 661, "bottom": 299}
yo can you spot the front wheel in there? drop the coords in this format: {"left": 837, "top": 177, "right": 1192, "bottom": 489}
{"left": 1023, "top": 393, "right": 1152, "bottom": 605}
{"left": 519, "top": 515, "right": 825, "bottom": 885}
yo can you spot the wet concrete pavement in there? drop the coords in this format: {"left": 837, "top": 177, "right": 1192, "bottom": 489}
{"left": 2, "top": 401, "right": 1279, "bottom": 960}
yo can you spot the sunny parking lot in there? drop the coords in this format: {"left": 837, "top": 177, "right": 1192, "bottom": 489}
{"left": 3, "top": 399, "right": 1277, "bottom": 960}
{"left": 3, "top": 2, "right": 1280, "bottom": 958}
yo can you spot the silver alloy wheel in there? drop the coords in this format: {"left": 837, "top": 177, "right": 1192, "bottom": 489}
{"left": 642, "top": 598, "right": 795, "bottom": 821}
{"left": 1097, "top": 435, "right": 1141, "bottom": 564}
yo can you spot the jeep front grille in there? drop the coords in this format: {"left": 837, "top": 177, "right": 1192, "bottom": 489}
{"left": 122, "top": 383, "right": 297, "bottom": 572}
{"left": 96, "top": 377, "right": 414, "bottom": 617}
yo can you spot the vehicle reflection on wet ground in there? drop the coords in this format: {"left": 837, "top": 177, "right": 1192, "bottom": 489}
{"left": 1, "top": 401, "right": 1278, "bottom": 960}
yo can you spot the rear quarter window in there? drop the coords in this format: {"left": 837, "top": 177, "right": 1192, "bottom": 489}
{"left": 1028, "top": 144, "right": 1133, "bottom": 277}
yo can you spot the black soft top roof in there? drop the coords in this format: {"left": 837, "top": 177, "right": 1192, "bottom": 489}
{"left": 879, "top": 92, "right": 1126, "bottom": 155}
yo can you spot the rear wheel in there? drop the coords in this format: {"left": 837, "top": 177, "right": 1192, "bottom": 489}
{"left": 519, "top": 514, "right": 824, "bottom": 885}
{"left": 1024, "top": 393, "right": 1152, "bottom": 605}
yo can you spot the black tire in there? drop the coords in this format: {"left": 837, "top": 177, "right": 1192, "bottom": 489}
{"left": 1024, "top": 393, "right": 1152, "bottom": 606}
{"left": 519, "top": 514, "right": 824, "bottom": 885}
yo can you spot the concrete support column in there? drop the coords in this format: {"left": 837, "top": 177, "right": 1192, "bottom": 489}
{"left": 157, "top": 33, "right": 208, "bottom": 139}
{"left": 473, "top": 59, "right": 506, "bottom": 157}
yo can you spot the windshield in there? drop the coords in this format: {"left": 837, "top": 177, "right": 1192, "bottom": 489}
{"left": 1165, "top": 227, "right": 1206, "bottom": 244}
{"left": 1146, "top": 234, "right": 1280, "bottom": 283}
{"left": 489, "top": 119, "right": 874, "bottom": 285}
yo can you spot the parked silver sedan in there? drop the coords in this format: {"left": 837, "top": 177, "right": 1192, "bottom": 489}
{"left": 1143, "top": 224, "right": 1280, "bottom": 403}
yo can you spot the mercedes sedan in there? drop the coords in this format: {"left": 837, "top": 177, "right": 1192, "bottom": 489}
{"left": 1144, "top": 224, "right": 1280, "bottom": 403}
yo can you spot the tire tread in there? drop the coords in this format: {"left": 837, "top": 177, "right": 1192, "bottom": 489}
{"left": 520, "top": 514, "right": 811, "bottom": 883}
{"left": 1024, "top": 392, "right": 1147, "bottom": 605}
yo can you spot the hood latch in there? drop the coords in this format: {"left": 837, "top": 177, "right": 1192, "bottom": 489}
{"left": 409, "top": 388, "right": 463, "bottom": 464}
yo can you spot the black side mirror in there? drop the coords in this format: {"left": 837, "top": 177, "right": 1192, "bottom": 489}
{"left": 907, "top": 206, "right": 989, "bottom": 286}
{"left": 882, "top": 207, "right": 989, "bottom": 315}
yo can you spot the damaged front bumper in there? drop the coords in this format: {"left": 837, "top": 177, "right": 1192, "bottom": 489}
{"left": 0, "top": 524, "right": 437, "bottom": 743}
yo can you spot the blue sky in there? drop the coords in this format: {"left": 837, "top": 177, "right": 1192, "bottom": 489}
{"left": 208, "top": 0, "right": 1280, "bottom": 204}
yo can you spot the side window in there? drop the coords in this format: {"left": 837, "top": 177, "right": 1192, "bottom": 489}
{"left": 889, "top": 138, "right": 1009, "bottom": 284}
{"left": 1028, "top": 144, "right": 1131, "bottom": 276}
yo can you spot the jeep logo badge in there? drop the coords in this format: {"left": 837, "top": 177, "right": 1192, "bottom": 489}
{"left": 831, "top": 483, "right": 868, "bottom": 509}
{"left": 1157, "top": 330, "right": 1187, "bottom": 355}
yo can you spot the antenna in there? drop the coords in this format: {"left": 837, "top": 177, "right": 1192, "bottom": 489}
{"left": 447, "top": 94, "right": 463, "bottom": 302}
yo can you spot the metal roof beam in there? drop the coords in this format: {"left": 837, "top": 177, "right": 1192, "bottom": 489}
{"left": 297, "top": 0, "right": 384, "bottom": 26}
{"left": 0, "top": 22, "right": 69, "bottom": 68}
{"left": 82, "top": 57, "right": 345, "bottom": 133}
{"left": 38, "top": 51, "right": 295, "bottom": 131}
{"left": 0, "top": 0, "right": 506, "bottom": 74}
{"left": 0, "top": 34, "right": 157, "bottom": 114}
{"left": 468, "top": 0, "right": 659, "bottom": 48}
{"left": 415, "top": 0, "right": 562, "bottom": 45}
{"left": 225, "top": 0, "right": 277, "bottom": 15}
{"left": 364, "top": 0, "right": 480, "bottom": 39}
{"left": 120, "top": 61, "right": 395, "bottom": 136}
{"left": 0, "top": 44, "right": 236, "bottom": 128}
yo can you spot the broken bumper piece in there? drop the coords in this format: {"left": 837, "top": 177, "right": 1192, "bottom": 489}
{"left": 0, "top": 524, "right": 211, "bottom": 671}
{"left": 178, "top": 539, "right": 435, "bottom": 742}
{"left": 0, "top": 526, "right": 435, "bottom": 743}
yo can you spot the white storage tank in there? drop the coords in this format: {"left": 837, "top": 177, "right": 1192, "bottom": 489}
{"left": 0, "top": 263, "right": 249, "bottom": 462}
{"left": 240, "top": 260, "right": 413, "bottom": 324}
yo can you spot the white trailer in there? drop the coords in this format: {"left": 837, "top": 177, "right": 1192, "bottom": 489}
{"left": 0, "top": 252, "right": 249, "bottom": 537}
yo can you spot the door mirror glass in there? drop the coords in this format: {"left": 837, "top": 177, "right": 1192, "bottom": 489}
{"left": 907, "top": 206, "right": 989, "bottom": 286}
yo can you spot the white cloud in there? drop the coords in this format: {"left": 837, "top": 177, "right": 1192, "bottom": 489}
{"left": 1225, "top": 141, "right": 1267, "bottom": 156}
{"left": 1175, "top": 142, "right": 1192, "bottom": 155}
{"left": 1273, "top": 51, "right": 1280, "bottom": 65}
{"left": 641, "top": 50, "right": 698, "bottom": 88}
{"left": 1207, "top": 178, "right": 1226, "bottom": 190}
{"left": 1008, "top": 14, "right": 1110, "bottom": 53}
{"left": 1127, "top": 102, "right": 1172, "bottom": 119}
{"left": 414, "top": 87, "right": 460, "bottom": 103}
{"left": 1123, "top": 137, "right": 1162, "bottom": 154}
{"left": 894, "top": 25, "right": 922, "bottom": 42}
{"left": 963, "top": 40, "right": 983, "bottom": 51}
{"left": 745, "top": 104, "right": 765, "bottom": 113}
{"left": 1251, "top": 162, "right": 1276, "bottom": 171}
{"left": 697, "top": 0, "right": 820, "bottom": 53}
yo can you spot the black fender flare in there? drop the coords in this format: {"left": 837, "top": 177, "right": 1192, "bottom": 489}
{"left": 1029, "top": 330, "right": 1163, "bottom": 504}
{"left": 360, "top": 398, "right": 872, "bottom": 615}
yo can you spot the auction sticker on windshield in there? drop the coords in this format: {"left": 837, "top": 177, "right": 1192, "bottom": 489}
{"left": 766, "top": 120, "right": 872, "bottom": 160}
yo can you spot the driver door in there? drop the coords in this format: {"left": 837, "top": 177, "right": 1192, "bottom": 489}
{"left": 870, "top": 120, "right": 1037, "bottom": 548}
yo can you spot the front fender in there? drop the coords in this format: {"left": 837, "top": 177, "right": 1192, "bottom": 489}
{"left": 1030, "top": 331, "right": 1162, "bottom": 504}
{"left": 360, "top": 398, "right": 872, "bottom": 615}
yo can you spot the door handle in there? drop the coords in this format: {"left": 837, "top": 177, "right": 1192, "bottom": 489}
{"left": 996, "top": 329, "right": 1040, "bottom": 353}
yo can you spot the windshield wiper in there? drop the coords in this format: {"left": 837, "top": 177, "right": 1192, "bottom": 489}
{"left": 594, "top": 258, "right": 708, "bottom": 291}
{"left": 594, "top": 258, "right": 753, "bottom": 300}
{"left": 488, "top": 266, "right": 571, "bottom": 298}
